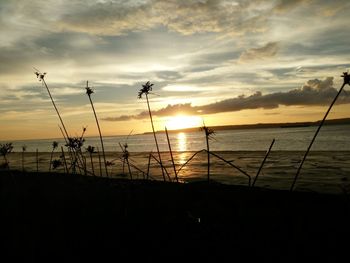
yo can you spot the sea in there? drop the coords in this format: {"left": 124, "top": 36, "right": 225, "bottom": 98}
{"left": 3, "top": 124, "right": 350, "bottom": 153}
{"left": 2, "top": 124, "right": 350, "bottom": 193}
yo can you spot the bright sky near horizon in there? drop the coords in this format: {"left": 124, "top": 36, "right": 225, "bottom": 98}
{"left": 1, "top": 0, "right": 350, "bottom": 140}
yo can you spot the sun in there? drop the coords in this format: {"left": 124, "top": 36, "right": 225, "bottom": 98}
{"left": 165, "top": 115, "right": 202, "bottom": 130}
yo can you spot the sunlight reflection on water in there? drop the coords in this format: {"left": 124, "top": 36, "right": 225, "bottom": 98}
{"left": 177, "top": 132, "right": 187, "bottom": 165}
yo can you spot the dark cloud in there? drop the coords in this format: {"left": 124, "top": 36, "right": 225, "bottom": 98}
{"left": 103, "top": 77, "right": 350, "bottom": 121}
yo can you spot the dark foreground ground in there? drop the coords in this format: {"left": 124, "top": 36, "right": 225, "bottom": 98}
{"left": 1, "top": 171, "right": 350, "bottom": 261}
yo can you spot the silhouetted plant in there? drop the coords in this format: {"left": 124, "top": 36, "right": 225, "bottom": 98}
{"left": 200, "top": 123, "right": 215, "bottom": 183}
{"left": 86, "top": 145, "right": 96, "bottom": 176}
{"left": 177, "top": 149, "right": 206, "bottom": 175}
{"left": 52, "top": 159, "right": 62, "bottom": 170}
{"left": 206, "top": 150, "right": 251, "bottom": 186}
{"left": 66, "top": 136, "right": 85, "bottom": 174}
{"left": 146, "top": 152, "right": 152, "bottom": 180}
{"left": 119, "top": 142, "right": 132, "bottom": 179}
{"left": 0, "top": 143, "right": 13, "bottom": 169}
{"left": 97, "top": 147, "right": 102, "bottom": 176}
{"left": 21, "top": 145, "right": 27, "bottom": 172}
{"left": 34, "top": 69, "right": 69, "bottom": 140}
{"left": 49, "top": 141, "right": 59, "bottom": 172}
{"left": 175, "top": 148, "right": 252, "bottom": 185}
{"left": 342, "top": 71, "right": 350, "bottom": 85}
{"left": 165, "top": 127, "right": 178, "bottom": 183}
{"left": 106, "top": 160, "right": 115, "bottom": 175}
{"left": 60, "top": 146, "right": 68, "bottom": 174}
{"left": 252, "top": 139, "right": 275, "bottom": 187}
{"left": 138, "top": 81, "right": 166, "bottom": 181}
{"left": 290, "top": 72, "right": 350, "bottom": 191}
{"left": 86, "top": 81, "right": 108, "bottom": 177}
{"left": 150, "top": 153, "right": 171, "bottom": 180}
{"left": 80, "top": 127, "right": 88, "bottom": 175}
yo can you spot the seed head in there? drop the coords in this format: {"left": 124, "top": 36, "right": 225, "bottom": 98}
{"left": 200, "top": 125, "right": 215, "bottom": 139}
{"left": 34, "top": 70, "right": 46, "bottom": 81}
{"left": 86, "top": 145, "right": 95, "bottom": 154}
{"left": 86, "top": 86, "right": 94, "bottom": 96}
{"left": 0, "top": 143, "right": 13, "bottom": 156}
{"left": 52, "top": 141, "right": 58, "bottom": 150}
{"left": 138, "top": 81, "right": 153, "bottom": 99}
{"left": 341, "top": 72, "right": 350, "bottom": 85}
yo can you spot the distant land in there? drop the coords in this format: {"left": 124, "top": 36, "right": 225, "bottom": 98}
{"left": 145, "top": 117, "right": 350, "bottom": 134}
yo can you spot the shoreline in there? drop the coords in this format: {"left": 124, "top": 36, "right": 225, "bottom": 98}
{"left": 2, "top": 150, "right": 350, "bottom": 194}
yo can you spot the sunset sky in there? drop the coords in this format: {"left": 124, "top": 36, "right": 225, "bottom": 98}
{"left": 1, "top": 0, "right": 350, "bottom": 140}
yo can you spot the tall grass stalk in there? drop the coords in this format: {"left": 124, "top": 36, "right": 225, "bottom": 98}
{"left": 207, "top": 151, "right": 251, "bottom": 186}
{"left": 150, "top": 154, "right": 171, "bottom": 181}
{"left": 138, "top": 81, "right": 166, "bottom": 181}
{"left": 290, "top": 72, "right": 350, "bottom": 191}
{"left": 21, "top": 145, "right": 27, "bottom": 172}
{"left": 49, "top": 141, "right": 58, "bottom": 172}
{"left": 146, "top": 152, "right": 152, "bottom": 180}
{"left": 165, "top": 127, "right": 178, "bottom": 183}
{"left": 252, "top": 139, "right": 275, "bottom": 187}
{"left": 97, "top": 147, "right": 102, "bottom": 177}
{"left": 61, "top": 146, "right": 68, "bottom": 174}
{"left": 201, "top": 124, "right": 214, "bottom": 183}
{"left": 177, "top": 150, "right": 206, "bottom": 175}
{"left": 86, "top": 81, "right": 108, "bottom": 177}
{"left": 86, "top": 146, "right": 95, "bottom": 176}
{"left": 35, "top": 70, "right": 69, "bottom": 139}
{"left": 126, "top": 158, "right": 132, "bottom": 180}
{"left": 120, "top": 142, "right": 132, "bottom": 179}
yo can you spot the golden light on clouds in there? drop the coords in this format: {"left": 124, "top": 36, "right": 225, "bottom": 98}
{"left": 0, "top": 0, "right": 349, "bottom": 140}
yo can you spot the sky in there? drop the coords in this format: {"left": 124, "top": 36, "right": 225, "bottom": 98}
{"left": 1, "top": 0, "right": 350, "bottom": 140}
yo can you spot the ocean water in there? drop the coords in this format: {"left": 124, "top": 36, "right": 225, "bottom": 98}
{"left": 3, "top": 124, "right": 350, "bottom": 153}
{"left": 3, "top": 124, "right": 350, "bottom": 193}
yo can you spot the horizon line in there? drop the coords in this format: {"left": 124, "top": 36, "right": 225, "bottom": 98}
{"left": 2, "top": 116, "right": 350, "bottom": 142}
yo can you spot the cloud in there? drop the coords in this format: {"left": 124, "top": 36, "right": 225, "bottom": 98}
{"left": 239, "top": 42, "right": 279, "bottom": 62}
{"left": 103, "top": 77, "right": 350, "bottom": 121}
{"left": 56, "top": 0, "right": 276, "bottom": 36}
{"left": 273, "top": 0, "right": 311, "bottom": 13}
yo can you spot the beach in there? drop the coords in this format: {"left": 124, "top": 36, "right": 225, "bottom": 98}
{"left": 4, "top": 150, "right": 350, "bottom": 194}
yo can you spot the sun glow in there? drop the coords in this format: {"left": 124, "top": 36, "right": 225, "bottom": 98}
{"left": 165, "top": 115, "right": 202, "bottom": 130}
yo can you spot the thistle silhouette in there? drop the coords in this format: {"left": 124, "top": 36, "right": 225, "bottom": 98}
{"left": 138, "top": 81, "right": 166, "bottom": 181}
{"left": 86, "top": 81, "right": 108, "bottom": 177}
{"left": 342, "top": 72, "right": 350, "bottom": 85}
